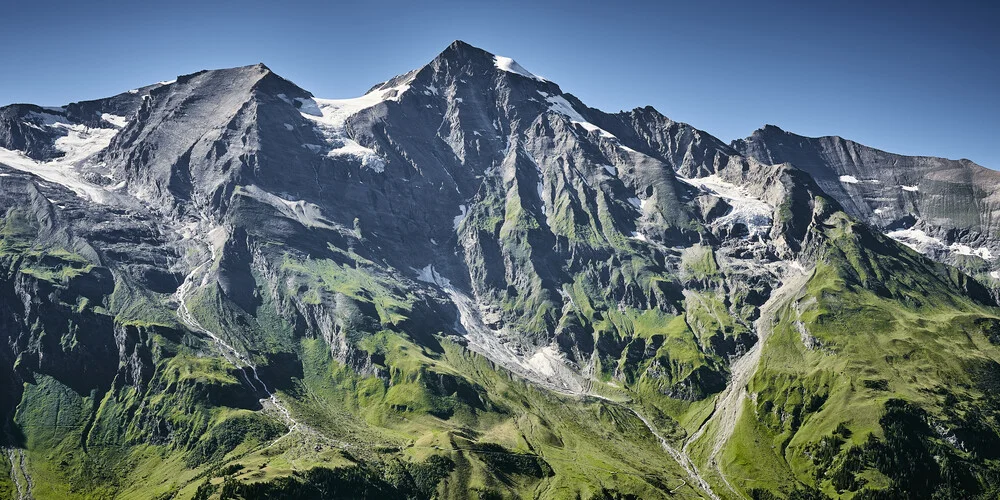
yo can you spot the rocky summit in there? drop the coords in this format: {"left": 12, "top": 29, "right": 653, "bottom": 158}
{"left": 2, "top": 41, "right": 1000, "bottom": 499}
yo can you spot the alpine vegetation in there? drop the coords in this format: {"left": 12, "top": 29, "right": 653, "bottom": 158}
{"left": 2, "top": 41, "right": 1000, "bottom": 499}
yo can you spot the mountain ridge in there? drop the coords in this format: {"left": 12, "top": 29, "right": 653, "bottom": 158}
{"left": 1, "top": 40, "right": 1000, "bottom": 499}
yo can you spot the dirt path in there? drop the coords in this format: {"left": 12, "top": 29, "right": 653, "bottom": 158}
{"left": 683, "top": 264, "right": 813, "bottom": 498}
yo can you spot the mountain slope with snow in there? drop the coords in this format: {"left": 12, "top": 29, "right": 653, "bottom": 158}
{"left": 734, "top": 125, "right": 1000, "bottom": 288}
{"left": 1, "top": 41, "right": 1000, "bottom": 500}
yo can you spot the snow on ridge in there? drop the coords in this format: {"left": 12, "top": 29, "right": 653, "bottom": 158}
{"left": 494, "top": 55, "right": 545, "bottom": 81}
{"left": 545, "top": 95, "right": 617, "bottom": 139}
{"left": 839, "top": 175, "right": 860, "bottom": 184}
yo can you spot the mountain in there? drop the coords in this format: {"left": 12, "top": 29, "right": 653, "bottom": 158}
{"left": 2, "top": 40, "right": 1000, "bottom": 499}
{"left": 734, "top": 125, "right": 1000, "bottom": 284}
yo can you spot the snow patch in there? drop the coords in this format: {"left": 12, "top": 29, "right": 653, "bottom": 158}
{"left": 101, "top": 113, "right": 128, "bottom": 128}
{"left": 494, "top": 55, "right": 544, "bottom": 81}
{"left": 886, "top": 227, "right": 944, "bottom": 254}
{"left": 901, "top": 185, "right": 919, "bottom": 192}
{"left": 887, "top": 225, "right": 993, "bottom": 260}
{"left": 949, "top": 243, "right": 993, "bottom": 260}
{"left": 453, "top": 204, "right": 468, "bottom": 230}
{"left": 602, "top": 164, "right": 617, "bottom": 176}
{"left": 839, "top": 175, "right": 860, "bottom": 184}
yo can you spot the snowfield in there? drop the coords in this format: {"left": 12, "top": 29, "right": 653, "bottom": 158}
{"left": 0, "top": 112, "right": 131, "bottom": 203}
{"left": 887, "top": 226, "right": 994, "bottom": 260}
{"left": 292, "top": 78, "right": 415, "bottom": 173}
{"left": 678, "top": 174, "right": 774, "bottom": 236}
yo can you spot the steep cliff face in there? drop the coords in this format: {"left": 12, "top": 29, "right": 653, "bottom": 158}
{"left": 1, "top": 41, "right": 1000, "bottom": 500}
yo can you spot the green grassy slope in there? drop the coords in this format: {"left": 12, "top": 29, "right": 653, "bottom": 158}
{"left": 717, "top": 211, "right": 1000, "bottom": 499}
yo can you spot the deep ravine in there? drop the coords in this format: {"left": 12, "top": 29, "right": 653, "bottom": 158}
{"left": 683, "top": 263, "right": 813, "bottom": 499}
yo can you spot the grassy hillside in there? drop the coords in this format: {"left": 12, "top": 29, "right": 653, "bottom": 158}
{"left": 711, "top": 210, "right": 1000, "bottom": 499}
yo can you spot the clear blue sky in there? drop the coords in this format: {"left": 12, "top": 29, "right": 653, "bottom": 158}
{"left": 3, "top": 0, "right": 997, "bottom": 168}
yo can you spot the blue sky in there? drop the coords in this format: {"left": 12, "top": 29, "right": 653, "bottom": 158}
{"left": 2, "top": 0, "right": 997, "bottom": 168}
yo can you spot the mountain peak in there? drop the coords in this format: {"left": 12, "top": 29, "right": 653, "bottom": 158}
{"left": 435, "top": 39, "right": 494, "bottom": 64}
{"left": 755, "top": 124, "right": 787, "bottom": 135}
{"left": 447, "top": 39, "right": 479, "bottom": 52}
{"left": 156, "top": 63, "right": 309, "bottom": 102}
{"left": 430, "top": 40, "right": 544, "bottom": 82}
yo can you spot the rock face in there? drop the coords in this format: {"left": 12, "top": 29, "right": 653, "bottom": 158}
{"left": 1, "top": 41, "right": 999, "bottom": 499}
{"left": 735, "top": 125, "right": 1000, "bottom": 278}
